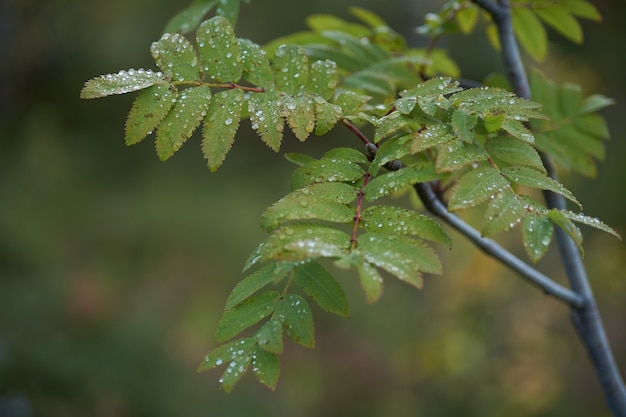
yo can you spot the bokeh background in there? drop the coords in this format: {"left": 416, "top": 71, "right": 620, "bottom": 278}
{"left": 2, "top": 0, "right": 625, "bottom": 416}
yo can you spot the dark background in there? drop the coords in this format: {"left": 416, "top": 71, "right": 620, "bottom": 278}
{"left": 1, "top": 0, "right": 625, "bottom": 416}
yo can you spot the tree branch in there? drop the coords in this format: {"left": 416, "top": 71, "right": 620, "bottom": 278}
{"left": 471, "top": 0, "right": 626, "bottom": 414}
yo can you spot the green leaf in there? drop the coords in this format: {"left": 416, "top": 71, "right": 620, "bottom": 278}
{"left": 522, "top": 212, "right": 554, "bottom": 263}
{"left": 284, "top": 152, "right": 317, "bottom": 166}
{"left": 482, "top": 189, "right": 529, "bottom": 236}
{"left": 164, "top": 1, "right": 216, "bottom": 34}
{"left": 396, "top": 96, "right": 417, "bottom": 115}
{"left": 343, "top": 69, "right": 395, "bottom": 98}
{"left": 151, "top": 33, "right": 201, "bottom": 82}
{"left": 293, "top": 261, "right": 350, "bottom": 317}
{"left": 349, "top": 7, "right": 388, "bottom": 29}
{"left": 369, "top": 135, "right": 412, "bottom": 175}
{"left": 565, "top": 0, "right": 601, "bottom": 20}
{"left": 198, "top": 338, "right": 255, "bottom": 371}
{"left": 275, "top": 294, "right": 315, "bottom": 348}
{"left": 501, "top": 119, "right": 535, "bottom": 143}
{"left": 410, "top": 123, "right": 455, "bottom": 154}
{"left": 307, "top": 60, "right": 339, "bottom": 100}
{"left": 456, "top": 4, "right": 479, "bottom": 34}
{"left": 291, "top": 159, "right": 364, "bottom": 189}
{"left": 322, "top": 30, "right": 389, "bottom": 65}
{"left": 197, "top": 16, "right": 243, "bottom": 82}
{"left": 451, "top": 110, "right": 478, "bottom": 143}
{"left": 248, "top": 86, "right": 284, "bottom": 151}
{"left": 560, "top": 211, "right": 621, "bottom": 239}
{"left": 579, "top": 94, "right": 614, "bottom": 114}
{"left": 313, "top": 97, "right": 342, "bottom": 135}
{"left": 357, "top": 262, "right": 384, "bottom": 303}
{"left": 216, "top": 291, "right": 280, "bottom": 341}
{"left": 322, "top": 147, "right": 369, "bottom": 164}
{"left": 80, "top": 69, "right": 167, "bottom": 99}
{"left": 261, "top": 183, "right": 356, "bottom": 231}
{"left": 335, "top": 90, "right": 371, "bottom": 115}
{"left": 374, "top": 112, "right": 411, "bottom": 142}
{"left": 547, "top": 209, "right": 584, "bottom": 255}
{"left": 357, "top": 233, "right": 442, "bottom": 288}
{"left": 156, "top": 86, "right": 212, "bottom": 161}
{"left": 202, "top": 88, "right": 244, "bottom": 171}
{"left": 238, "top": 38, "right": 274, "bottom": 87}
{"left": 125, "top": 84, "right": 177, "bottom": 145}
{"left": 364, "top": 163, "right": 442, "bottom": 202}
{"left": 220, "top": 350, "right": 252, "bottom": 393}
{"left": 260, "top": 223, "right": 351, "bottom": 262}
{"left": 280, "top": 95, "right": 316, "bottom": 141}
{"left": 534, "top": 5, "right": 583, "bottom": 43}
{"left": 361, "top": 205, "right": 451, "bottom": 246}
{"left": 306, "top": 14, "right": 370, "bottom": 37}
{"left": 435, "top": 140, "right": 490, "bottom": 173}
{"left": 512, "top": 7, "right": 547, "bottom": 61}
{"left": 272, "top": 45, "right": 309, "bottom": 95}
{"left": 225, "top": 262, "right": 295, "bottom": 310}
{"left": 448, "top": 164, "right": 510, "bottom": 211}
{"left": 501, "top": 166, "right": 581, "bottom": 208}
{"left": 485, "top": 136, "right": 546, "bottom": 172}
{"left": 252, "top": 345, "right": 280, "bottom": 390}
{"left": 255, "top": 319, "right": 284, "bottom": 354}
{"left": 216, "top": 0, "right": 241, "bottom": 25}
{"left": 402, "top": 77, "right": 461, "bottom": 99}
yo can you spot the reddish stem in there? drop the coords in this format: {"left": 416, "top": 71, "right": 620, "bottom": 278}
{"left": 351, "top": 173, "right": 371, "bottom": 250}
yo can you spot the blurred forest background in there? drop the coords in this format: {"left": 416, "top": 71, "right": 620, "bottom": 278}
{"left": 1, "top": 0, "right": 625, "bottom": 416}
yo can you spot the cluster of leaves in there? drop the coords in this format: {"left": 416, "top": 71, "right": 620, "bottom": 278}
{"left": 81, "top": 0, "right": 619, "bottom": 393}
{"left": 419, "top": 0, "right": 601, "bottom": 61}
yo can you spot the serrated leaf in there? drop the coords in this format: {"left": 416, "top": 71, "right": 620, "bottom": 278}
{"left": 284, "top": 152, "right": 317, "bottom": 166}
{"left": 485, "top": 136, "right": 546, "bottom": 172}
{"left": 125, "top": 84, "right": 177, "bottom": 145}
{"left": 560, "top": 211, "right": 621, "bottom": 239}
{"left": 164, "top": 1, "right": 216, "bottom": 34}
{"left": 451, "top": 110, "right": 478, "bottom": 143}
{"left": 293, "top": 261, "right": 350, "bottom": 317}
{"left": 238, "top": 38, "right": 274, "bottom": 87}
{"left": 307, "top": 60, "right": 338, "bottom": 100}
{"left": 220, "top": 351, "right": 252, "bottom": 393}
{"left": 261, "top": 185, "right": 356, "bottom": 231}
{"left": 501, "top": 166, "right": 581, "bottom": 208}
{"left": 364, "top": 163, "right": 442, "bottom": 202}
{"left": 197, "top": 16, "right": 242, "bottom": 82}
{"left": 335, "top": 91, "right": 371, "bottom": 115}
{"left": 272, "top": 45, "right": 309, "bottom": 95}
{"left": 534, "top": 5, "right": 583, "bottom": 43}
{"left": 156, "top": 86, "right": 212, "bottom": 160}
{"left": 313, "top": 97, "right": 342, "bottom": 135}
{"left": 482, "top": 190, "right": 529, "bottom": 236}
{"left": 255, "top": 319, "right": 284, "bottom": 354}
{"left": 374, "top": 112, "right": 411, "bottom": 142}
{"left": 369, "top": 135, "right": 412, "bottom": 175}
{"left": 202, "top": 88, "right": 244, "bottom": 171}
{"left": 357, "top": 262, "right": 384, "bottom": 303}
{"left": 435, "top": 140, "right": 490, "bottom": 173}
{"left": 512, "top": 7, "right": 547, "bottom": 61}
{"left": 260, "top": 223, "right": 351, "bottom": 262}
{"left": 361, "top": 205, "right": 451, "bottom": 246}
{"left": 357, "top": 233, "right": 442, "bottom": 288}
{"left": 547, "top": 209, "right": 584, "bottom": 255}
{"left": 198, "top": 338, "right": 255, "bottom": 372}
{"left": 248, "top": 86, "right": 284, "bottom": 151}
{"left": 410, "top": 123, "right": 455, "bottom": 154}
{"left": 80, "top": 69, "right": 168, "bottom": 99}
{"left": 275, "top": 294, "right": 315, "bottom": 348}
{"left": 402, "top": 77, "right": 461, "bottom": 98}
{"left": 281, "top": 95, "right": 316, "bottom": 141}
{"left": 291, "top": 159, "right": 364, "bottom": 189}
{"left": 322, "top": 147, "right": 369, "bottom": 164}
{"left": 501, "top": 119, "right": 535, "bottom": 143}
{"left": 226, "top": 262, "right": 295, "bottom": 310}
{"left": 151, "top": 33, "right": 201, "bottom": 82}
{"left": 216, "top": 291, "right": 280, "bottom": 341}
{"left": 451, "top": 87, "right": 542, "bottom": 118}
{"left": 448, "top": 164, "right": 510, "bottom": 211}
{"left": 483, "top": 111, "right": 506, "bottom": 133}
{"left": 252, "top": 345, "right": 280, "bottom": 390}
{"left": 522, "top": 212, "right": 554, "bottom": 263}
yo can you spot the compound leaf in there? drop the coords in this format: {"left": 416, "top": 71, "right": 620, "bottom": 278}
{"left": 482, "top": 189, "right": 529, "bottom": 236}
{"left": 275, "top": 294, "right": 315, "bottom": 348}
{"left": 202, "top": 88, "right": 244, "bottom": 171}
{"left": 364, "top": 163, "right": 441, "bottom": 201}
{"left": 522, "top": 212, "right": 554, "bottom": 263}
{"left": 198, "top": 338, "right": 255, "bottom": 372}
{"left": 225, "top": 262, "right": 295, "bottom": 310}
{"left": 216, "top": 291, "right": 280, "bottom": 342}
{"left": 220, "top": 350, "right": 252, "bottom": 393}
{"left": 293, "top": 261, "right": 350, "bottom": 317}
{"left": 248, "top": 86, "right": 284, "bottom": 151}
{"left": 238, "top": 38, "right": 274, "bottom": 87}
{"left": 448, "top": 164, "right": 510, "bottom": 211}
{"left": 260, "top": 223, "right": 351, "bottom": 262}
{"left": 291, "top": 159, "right": 364, "bottom": 189}
{"left": 485, "top": 136, "right": 546, "bottom": 172}
{"left": 252, "top": 345, "right": 280, "bottom": 390}
{"left": 501, "top": 166, "right": 581, "bottom": 208}
{"left": 156, "top": 86, "right": 212, "bottom": 160}
{"left": 125, "top": 83, "right": 177, "bottom": 145}
{"left": 197, "top": 16, "right": 242, "bottom": 82}
{"left": 534, "top": 4, "right": 583, "bottom": 43}
{"left": 151, "top": 33, "right": 201, "bottom": 82}
{"left": 80, "top": 69, "right": 167, "bottom": 99}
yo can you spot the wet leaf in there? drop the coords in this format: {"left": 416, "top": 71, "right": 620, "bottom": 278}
{"left": 255, "top": 319, "right": 284, "bottom": 354}
{"left": 482, "top": 189, "right": 529, "bottom": 236}
{"left": 448, "top": 164, "right": 510, "bottom": 211}
{"left": 485, "top": 136, "right": 545, "bottom": 172}
{"left": 80, "top": 69, "right": 168, "bottom": 99}
{"left": 275, "top": 294, "right": 315, "bottom": 347}
{"left": 225, "top": 262, "right": 295, "bottom": 310}
{"left": 293, "top": 261, "right": 350, "bottom": 317}
{"left": 151, "top": 33, "right": 201, "bottom": 82}
{"left": 260, "top": 223, "right": 351, "bottom": 262}
{"left": 273, "top": 45, "right": 309, "bottom": 95}
{"left": 252, "top": 345, "right": 280, "bottom": 390}
{"left": 281, "top": 95, "right": 316, "bottom": 141}
{"left": 216, "top": 291, "right": 280, "bottom": 341}
{"left": 501, "top": 166, "right": 581, "bottom": 208}
{"left": 307, "top": 59, "right": 339, "bottom": 100}
{"left": 364, "top": 163, "right": 441, "bottom": 201}
{"left": 238, "top": 38, "right": 274, "bottom": 87}
{"left": 291, "top": 158, "right": 364, "bottom": 189}
{"left": 202, "top": 88, "right": 244, "bottom": 171}
{"left": 220, "top": 351, "right": 252, "bottom": 393}
{"left": 164, "top": 1, "right": 216, "bottom": 34}
{"left": 248, "top": 86, "right": 284, "bottom": 151}
{"left": 522, "top": 212, "right": 554, "bottom": 263}
{"left": 125, "top": 83, "right": 177, "bottom": 145}
{"left": 197, "top": 16, "right": 242, "bottom": 82}
{"left": 198, "top": 338, "right": 255, "bottom": 372}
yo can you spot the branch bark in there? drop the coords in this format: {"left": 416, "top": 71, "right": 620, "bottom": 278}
{"left": 471, "top": 0, "right": 626, "bottom": 415}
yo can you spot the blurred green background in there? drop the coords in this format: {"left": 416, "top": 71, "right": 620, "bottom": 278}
{"left": 2, "top": 0, "right": 625, "bottom": 416}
